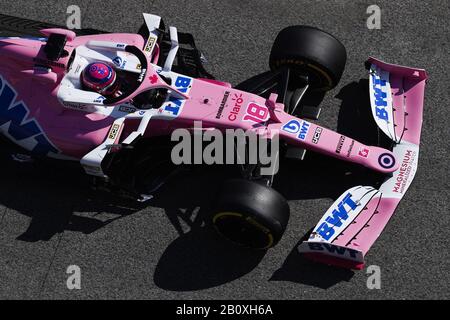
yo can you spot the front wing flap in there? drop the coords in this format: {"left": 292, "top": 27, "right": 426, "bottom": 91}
{"left": 298, "top": 57, "right": 427, "bottom": 269}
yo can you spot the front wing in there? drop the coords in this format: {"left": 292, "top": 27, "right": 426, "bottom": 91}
{"left": 298, "top": 57, "right": 427, "bottom": 269}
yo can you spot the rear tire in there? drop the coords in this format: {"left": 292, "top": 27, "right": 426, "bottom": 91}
{"left": 211, "top": 179, "right": 290, "bottom": 249}
{"left": 269, "top": 26, "right": 347, "bottom": 91}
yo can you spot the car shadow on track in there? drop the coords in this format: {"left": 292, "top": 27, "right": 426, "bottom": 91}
{"left": 153, "top": 226, "right": 267, "bottom": 291}
{"left": 0, "top": 154, "right": 144, "bottom": 242}
{"left": 270, "top": 238, "right": 355, "bottom": 290}
{"left": 149, "top": 165, "right": 268, "bottom": 291}
{"left": 150, "top": 155, "right": 369, "bottom": 291}
{"left": 152, "top": 78, "right": 382, "bottom": 291}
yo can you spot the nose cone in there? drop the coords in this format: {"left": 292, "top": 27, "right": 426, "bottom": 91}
{"left": 365, "top": 146, "right": 399, "bottom": 173}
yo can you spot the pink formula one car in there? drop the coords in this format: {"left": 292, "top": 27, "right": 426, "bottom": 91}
{"left": 0, "top": 13, "right": 427, "bottom": 269}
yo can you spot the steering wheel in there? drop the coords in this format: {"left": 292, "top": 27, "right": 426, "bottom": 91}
{"left": 103, "top": 45, "right": 148, "bottom": 105}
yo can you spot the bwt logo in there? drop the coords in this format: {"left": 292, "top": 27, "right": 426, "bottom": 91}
{"left": 298, "top": 121, "right": 310, "bottom": 140}
{"left": 282, "top": 119, "right": 310, "bottom": 140}
{"left": 306, "top": 242, "right": 360, "bottom": 259}
{"left": 371, "top": 73, "right": 389, "bottom": 122}
{"left": 0, "top": 76, "right": 58, "bottom": 156}
{"left": 163, "top": 75, "right": 192, "bottom": 116}
{"left": 315, "top": 192, "right": 358, "bottom": 240}
{"left": 112, "top": 56, "right": 126, "bottom": 69}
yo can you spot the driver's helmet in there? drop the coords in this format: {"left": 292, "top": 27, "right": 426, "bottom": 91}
{"left": 81, "top": 62, "right": 118, "bottom": 96}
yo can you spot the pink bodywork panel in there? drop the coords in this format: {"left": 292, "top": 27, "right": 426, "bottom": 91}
{"left": 301, "top": 58, "right": 427, "bottom": 269}
{"left": 367, "top": 57, "right": 426, "bottom": 146}
{"left": 0, "top": 33, "right": 412, "bottom": 177}
{"left": 163, "top": 77, "right": 399, "bottom": 173}
{"left": 0, "top": 32, "right": 427, "bottom": 270}
{"left": 0, "top": 33, "right": 144, "bottom": 158}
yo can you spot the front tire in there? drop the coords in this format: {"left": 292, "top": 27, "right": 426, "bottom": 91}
{"left": 269, "top": 26, "right": 347, "bottom": 91}
{"left": 211, "top": 179, "right": 290, "bottom": 249}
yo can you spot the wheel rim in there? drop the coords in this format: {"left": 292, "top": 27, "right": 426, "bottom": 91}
{"left": 272, "top": 59, "right": 334, "bottom": 90}
{"left": 305, "top": 63, "right": 333, "bottom": 90}
{"left": 213, "top": 212, "right": 273, "bottom": 249}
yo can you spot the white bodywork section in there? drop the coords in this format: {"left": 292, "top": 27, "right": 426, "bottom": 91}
{"left": 68, "top": 14, "right": 191, "bottom": 178}
{"left": 307, "top": 186, "right": 379, "bottom": 243}
{"left": 163, "top": 26, "right": 179, "bottom": 72}
{"left": 298, "top": 58, "right": 425, "bottom": 268}
{"left": 298, "top": 241, "right": 364, "bottom": 263}
{"left": 57, "top": 44, "right": 141, "bottom": 109}
{"left": 379, "top": 142, "right": 419, "bottom": 199}
{"left": 369, "top": 64, "right": 396, "bottom": 141}
{"left": 142, "top": 13, "right": 161, "bottom": 56}
{"left": 80, "top": 117, "right": 125, "bottom": 177}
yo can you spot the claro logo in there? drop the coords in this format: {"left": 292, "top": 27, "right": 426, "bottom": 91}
{"left": 228, "top": 93, "right": 243, "bottom": 121}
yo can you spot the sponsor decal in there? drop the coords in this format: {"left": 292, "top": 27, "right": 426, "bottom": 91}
{"left": 118, "top": 105, "right": 136, "bottom": 113}
{"left": 216, "top": 91, "right": 230, "bottom": 119}
{"left": 282, "top": 119, "right": 310, "bottom": 140}
{"left": 297, "top": 121, "right": 310, "bottom": 140}
{"left": 304, "top": 242, "right": 360, "bottom": 259}
{"left": 228, "top": 93, "right": 243, "bottom": 121}
{"left": 336, "top": 135, "right": 345, "bottom": 154}
{"left": 137, "top": 69, "right": 147, "bottom": 83}
{"left": 392, "top": 149, "right": 416, "bottom": 194}
{"left": 144, "top": 36, "right": 156, "bottom": 53}
{"left": 93, "top": 96, "right": 106, "bottom": 104}
{"left": 358, "top": 147, "right": 370, "bottom": 158}
{"left": 282, "top": 119, "right": 301, "bottom": 134}
{"left": 62, "top": 102, "right": 87, "bottom": 110}
{"left": 312, "top": 127, "right": 322, "bottom": 144}
{"left": 378, "top": 152, "right": 395, "bottom": 169}
{"left": 346, "top": 139, "right": 355, "bottom": 157}
{"left": 108, "top": 123, "right": 120, "bottom": 140}
{"left": 371, "top": 72, "right": 389, "bottom": 122}
{"left": 0, "top": 75, "right": 58, "bottom": 155}
{"left": 243, "top": 102, "right": 269, "bottom": 123}
{"left": 116, "top": 43, "right": 126, "bottom": 49}
{"left": 161, "top": 75, "right": 192, "bottom": 116}
{"left": 83, "top": 165, "right": 101, "bottom": 172}
{"left": 112, "top": 56, "right": 126, "bottom": 69}
{"left": 149, "top": 74, "right": 158, "bottom": 84}
{"left": 315, "top": 192, "right": 358, "bottom": 241}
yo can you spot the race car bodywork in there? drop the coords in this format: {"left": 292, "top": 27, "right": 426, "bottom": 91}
{"left": 0, "top": 13, "right": 427, "bottom": 269}
{"left": 298, "top": 58, "right": 427, "bottom": 269}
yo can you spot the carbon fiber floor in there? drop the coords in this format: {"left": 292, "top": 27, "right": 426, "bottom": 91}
{"left": 0, "top": 0, "right": 448, "bottom": 299}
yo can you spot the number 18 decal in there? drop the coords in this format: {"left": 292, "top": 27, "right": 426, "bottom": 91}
{"left": 243, "top": 102, "right": 270, "bottom": 123}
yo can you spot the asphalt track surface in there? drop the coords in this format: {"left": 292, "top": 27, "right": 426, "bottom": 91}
{"left": 0, "top": 0, "right": 448, "bottom": 299}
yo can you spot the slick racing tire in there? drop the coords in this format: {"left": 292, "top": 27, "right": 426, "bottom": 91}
{"left": 211, "top": 179, "right": 290, "bottom": 249}
{"left": 269, "top": 26, "right": 347, "bottom": 91}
